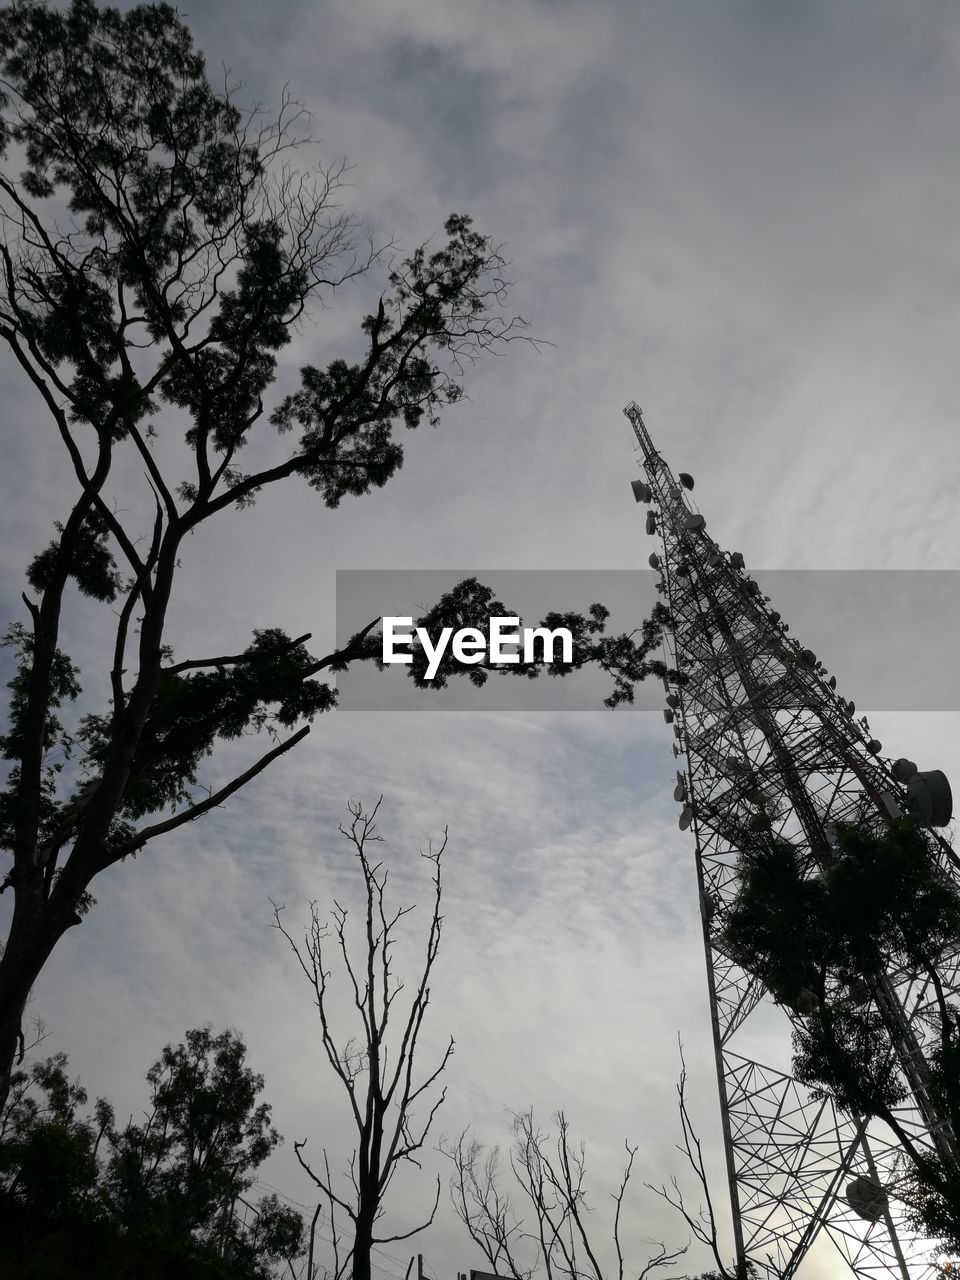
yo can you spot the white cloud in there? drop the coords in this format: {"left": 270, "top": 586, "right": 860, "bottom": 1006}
{"left": 4, "top": 2, "right": 960, "bottom": 1276}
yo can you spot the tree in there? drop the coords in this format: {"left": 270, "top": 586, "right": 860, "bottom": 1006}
{"left": 720, "top": 818, "right": 960, "bottom": 1252}
{"left": 0, "top": 1049, "right": 105, "bottom": 1221}
{"left": 102, "top": 1025, "right": 300, "bottom": 1263}
{"left": 0, "top": 0, "right": 676, "bottom": 1112}
{"left": 273, "top": 799, "right": 454, "bottom": 1280}
{"left": 0, "top": 1025, "right": 303, "bottom": 1277}
{"left": 444, "top": 1108, "right": 688, "bottom": 1280}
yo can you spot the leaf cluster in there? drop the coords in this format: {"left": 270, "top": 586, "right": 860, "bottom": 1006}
{"left": 76, "top": 628, "right": 335, "bottom": 821}
{"left": 724, "top": 821, "right": 960, "bottom": 1017}
{"left": 270, "top": 212, "right": 525, "bottom": 508}
{"left": 0, "top": 623, "right": 81, "bottom": 851}
{"left": 27, "top": 506, "right": 123, "bottom": 603}
{"left": 722, "top": 820, "right": 960, "bottom": 1245}
{"left": 721, "top": 821, "right": 960, "bottom": 1112}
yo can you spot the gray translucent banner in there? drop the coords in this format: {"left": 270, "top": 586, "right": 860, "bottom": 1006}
{"left": 334, "top": 569, "right": 960, "bottom": 711}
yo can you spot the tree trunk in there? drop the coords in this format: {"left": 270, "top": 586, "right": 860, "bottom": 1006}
{"left": 352, "top": 1209, "right": 376, "bottom": 1280}
{"left": 0, "top": 995, "right": 28, "bottom": 1116}
{"left": 0, "top": 873, "right": 72, "bottom": 1112}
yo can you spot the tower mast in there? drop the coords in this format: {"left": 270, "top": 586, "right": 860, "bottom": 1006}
{"left": 625, "top": 401, "right": 959, "bottom": 1279}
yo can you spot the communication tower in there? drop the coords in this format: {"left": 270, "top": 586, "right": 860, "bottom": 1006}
{"left": 625, "top": 401, "right": 958, "bottom": 1279}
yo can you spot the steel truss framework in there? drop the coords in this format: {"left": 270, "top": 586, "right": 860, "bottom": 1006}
{"left": 624, "top": 402, "right": 960, "bottom": 1279}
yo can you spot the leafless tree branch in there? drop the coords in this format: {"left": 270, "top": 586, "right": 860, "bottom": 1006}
{"left": 447, "top": 1109, "right": 688, "bottom": 1280}
{"left": 645, "top": 1043, "right": 734, "bottom": 1280}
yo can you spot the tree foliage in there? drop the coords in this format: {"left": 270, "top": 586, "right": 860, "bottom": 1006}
{"left": 721, "top": 818, "right": 960, "bottom": 1251}
{"left": 0, "top": 1026, "right": 303, "bottom": 1277}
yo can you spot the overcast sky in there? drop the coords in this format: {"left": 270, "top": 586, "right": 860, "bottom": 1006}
{"left": 3, "top": 2, "right": 960, "bottom": 1277}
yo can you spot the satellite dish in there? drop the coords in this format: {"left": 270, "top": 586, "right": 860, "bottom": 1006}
{"left": 845, "top": 1176, "right": 888, "bottom": 1223}
{"left": 905, "top": 770, "right": 953, "bottom": 827}
{"left": 631, "top": 479, "right": 652, "bottom": 503}
{"left": 648, "top": 552, "right": 660, "bottom": 569}
{"left": 684, "top": 513, "right": 706, "bottom": 532}
{"left": 679, "top": 472, "right": 695, "bottom": 490}
{"left": 891, "top": 757, "right": 918, "bottom": 782}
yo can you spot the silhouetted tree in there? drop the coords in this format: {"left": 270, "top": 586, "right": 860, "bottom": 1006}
{"left": 444, "top": 1107, "right": 688, "bottom": 1280}
{"left": 0, "top": 1050, "right": 104, "bottom": 1220}
{"left": 0, "top": 0, "right": 676, "bottom": 1112}
{"left": 721, "top": 819, "right": 960, "bottom": 1253}
{"left": 102, "top": 1025, "right": 301, "bottom": 1262}
{"left": 273, "top": 799, "right": 453, "bottom": 1280}
{"left": 0, "top": 1025, "right": 303, "bottom": 1277}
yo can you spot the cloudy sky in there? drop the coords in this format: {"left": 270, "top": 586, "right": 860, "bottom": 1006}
{"left": 3, "top": 1, "right": 960, "bottom": 1277}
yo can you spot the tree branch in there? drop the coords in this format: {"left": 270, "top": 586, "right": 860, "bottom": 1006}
{"left": 114, "top": 725, "right": 310, "bottom": 861}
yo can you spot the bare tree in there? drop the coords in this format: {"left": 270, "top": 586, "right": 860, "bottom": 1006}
{"left": 273, "top": 799, "right": 453, "bottom": 1280}
{"left": 444, "top": 1109, "right": 688, "bottom": 1280}
{"left": 447, "top": 1132, "right": 532, "bottom": 1280}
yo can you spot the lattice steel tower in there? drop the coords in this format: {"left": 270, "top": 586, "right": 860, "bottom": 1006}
{"left": 624, "top": 402, "right": 960, "bottom": 1279}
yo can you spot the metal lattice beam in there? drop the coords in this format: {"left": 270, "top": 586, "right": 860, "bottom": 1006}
{"left": 624, "top": 402, "right": 959, "bottom": 1279}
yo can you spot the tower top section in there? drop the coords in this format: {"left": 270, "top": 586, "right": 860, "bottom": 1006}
{"left": 623, "top": 400, "right": 658, "bottom": 461}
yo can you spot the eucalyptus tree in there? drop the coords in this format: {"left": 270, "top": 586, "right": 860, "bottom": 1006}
{"left": 0, "top": 0, "right": 673, "bottom": 1112}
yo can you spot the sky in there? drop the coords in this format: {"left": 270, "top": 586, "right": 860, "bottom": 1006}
{"left": 3, "top": 1, "right": 960, "bottom": 1277}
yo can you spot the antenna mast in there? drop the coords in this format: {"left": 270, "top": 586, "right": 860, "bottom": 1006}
{"left": 625, "top": 401, "right": 959, "bottom": 1279}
